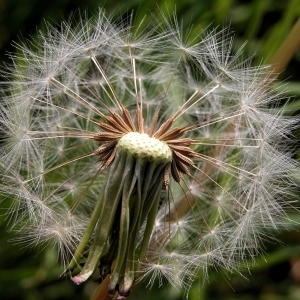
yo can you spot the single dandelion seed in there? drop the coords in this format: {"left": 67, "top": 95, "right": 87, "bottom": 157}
{"left": 0, "top": 8, "right": 299, "bottom": 299}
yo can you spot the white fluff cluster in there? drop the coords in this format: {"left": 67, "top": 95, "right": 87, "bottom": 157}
{"left": 0, "top": 9, "right": 298, "bottom": 296}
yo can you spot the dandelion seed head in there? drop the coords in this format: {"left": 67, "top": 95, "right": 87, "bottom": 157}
{"left": 0, "top": 7, "right": 299, "bottom": 299}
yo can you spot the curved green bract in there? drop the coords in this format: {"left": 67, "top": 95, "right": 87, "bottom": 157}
{"left": 70, "top": 148, "right": 169, "bottom": 297}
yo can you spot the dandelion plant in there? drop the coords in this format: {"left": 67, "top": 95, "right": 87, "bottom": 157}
{"left": 0, "top": 9, "right": 299, "bottom": 299}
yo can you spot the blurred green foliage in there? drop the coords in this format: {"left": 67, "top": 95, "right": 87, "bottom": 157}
{"left": 0, "top": 0, "right": 299, "bottom": 299}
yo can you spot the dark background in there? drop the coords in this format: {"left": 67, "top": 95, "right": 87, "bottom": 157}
{"left": 0, "top": 0, "right": 300, "bottom": 299}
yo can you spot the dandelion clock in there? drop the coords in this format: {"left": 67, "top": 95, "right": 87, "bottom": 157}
{"left": 0, "top": 8, "right": 299, "bottom": 300}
